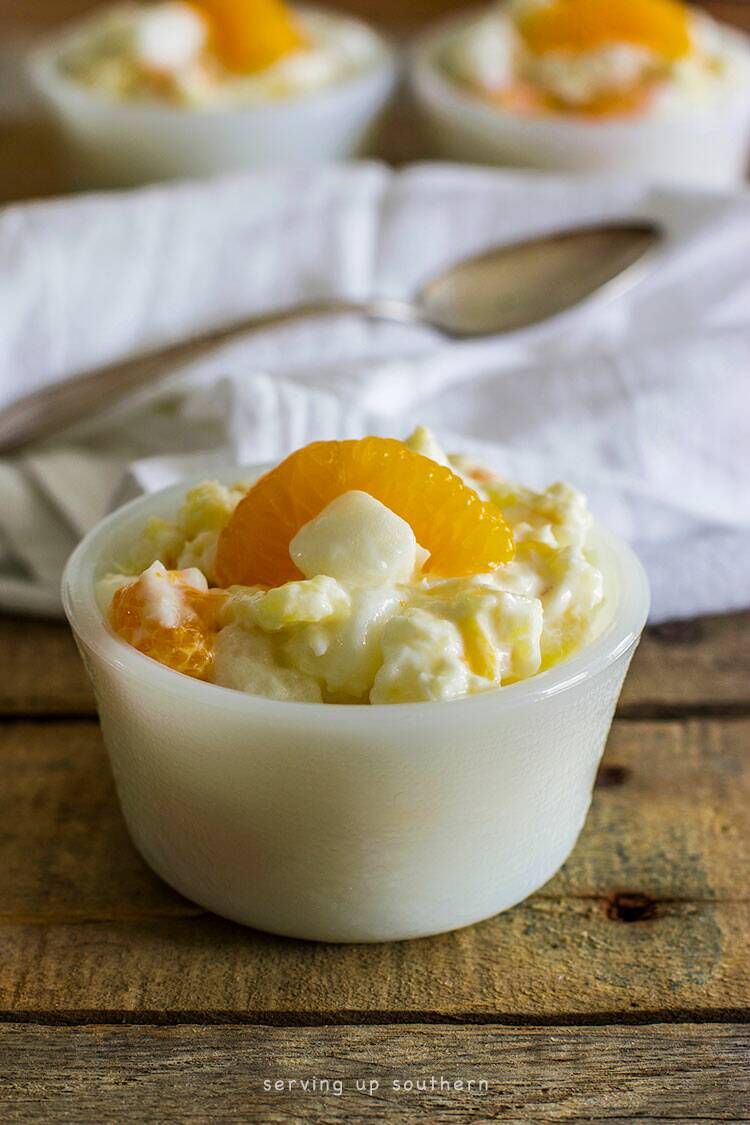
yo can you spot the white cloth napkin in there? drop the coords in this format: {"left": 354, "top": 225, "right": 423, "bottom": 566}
{"left": 1, "top": 162, "right": 749, "bottom": 620}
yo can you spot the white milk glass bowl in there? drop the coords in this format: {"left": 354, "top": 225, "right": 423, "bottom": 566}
{"left": 62, "top": 469, "right": 650, "bottom": 943}
{"left": 411, "top": 12, "right": 750, "bottom": 189}
{"left": 28, "top": 10, "right": 396, "bottom": 189}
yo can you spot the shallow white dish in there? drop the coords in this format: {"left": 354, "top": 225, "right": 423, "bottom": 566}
{"left": 411, "top": 11, "right": 750, "bottom": 189}
{"left": 62, "top": 468, "right": 649, "bottom": 943}
{"left": 28, "top": 8, "right": 397, "bottom": 189}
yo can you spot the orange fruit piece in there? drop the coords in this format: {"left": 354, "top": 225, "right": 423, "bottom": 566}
{"left": 483, "top": 79, "right": 550, "bottom": 114}
{"left": 110, "top": 567, "right": 225, "bottom": 680}
{"left": 517, "top": 0, "right": 691, "bottom": 60}
{"left": 215, "top": 437, "right": 515, "bottom": 589}
{"left": 564, "top": 83, "right": 654, "bottom": 117}
{"left": 191, "top": 0, "right": 305, "bottom": 73}
{"left": 485, "top": 78, "right": 653, "bottom": 118}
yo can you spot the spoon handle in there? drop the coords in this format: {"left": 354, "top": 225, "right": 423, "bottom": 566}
{"left": 0, "top": 297, "right": 422, "bottom": 454}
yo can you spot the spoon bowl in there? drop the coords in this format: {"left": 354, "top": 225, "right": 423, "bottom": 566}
{"left": 419, "top": 222, "right": 662, "bottom": 337}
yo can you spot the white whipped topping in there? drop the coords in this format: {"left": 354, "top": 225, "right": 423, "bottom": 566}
{"left": 138, "top": 561, "right": 206, "bottom": 629}
{"left": 132, "top": 2, "right": 208, "bottom": 72}
{"left": 524, "top": 43, "right": 657, "bottom": 105}
{"left": 447, "top": 8, "right": 517, "bottom": 91}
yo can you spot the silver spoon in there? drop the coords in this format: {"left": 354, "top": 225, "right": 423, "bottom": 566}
{"left": 0, "top": 220, "right": 661, "bottom": 453}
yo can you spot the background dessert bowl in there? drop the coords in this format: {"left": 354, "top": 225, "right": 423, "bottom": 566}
{"left": 63, "top": 469, "right": 650, "bottom": 943}
{"left": 27, "top": 7, "right": 397, "bottom": 188}
{"left": 411, "top": 10, "right": 750, "bottom": 188}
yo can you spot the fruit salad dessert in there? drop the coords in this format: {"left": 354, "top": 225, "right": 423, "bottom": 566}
{"left": 444, "top": 0, "right": 750, "bottom": 117}
{"left": 59, "top": 0, "right": 384, "bottom": 107}
{"left": 98, "top": 430, "right": 607, "bottom": 705}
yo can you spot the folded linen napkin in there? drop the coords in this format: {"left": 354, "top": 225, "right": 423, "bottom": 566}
{"left": 1, "top": 162, "right": 748, "bottom": 620}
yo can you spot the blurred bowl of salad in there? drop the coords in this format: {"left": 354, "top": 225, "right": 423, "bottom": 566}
{"left": 29, "top": 0, "right": 397, "bottom": 188}
{"left": 411, "top": 0, "right": 750, "bottom": 187}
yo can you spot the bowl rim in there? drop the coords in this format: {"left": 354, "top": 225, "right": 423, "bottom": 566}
{"left": 411, "top": 5, "right": 750, "bottom": 134}
{"left": 27, "top": 3, "right": 397, "bottom": 121}
{"left": 62, "top": 464, "right": 651, "bottom": 721}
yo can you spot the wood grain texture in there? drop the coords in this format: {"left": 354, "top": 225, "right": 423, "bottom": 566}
{"left": 0, "top": 1023, "right": 748, "bottom": 1123}
{"left": 1, "top": 611, "right": 748, "bottom": 717}
{"left": 3, "top": 0, "right": 750, "bottom": 34}
{"left": 0, "top": 617, "right": 92, "bottom": 715}
{"left": 0, "top": 717, "right": 747, "bottom": 1020}
{"left": 619, "top": 612, "right": 750, "bottom": 716}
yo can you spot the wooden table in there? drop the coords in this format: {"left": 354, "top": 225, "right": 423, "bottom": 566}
{"left": 1, "top": 0, "right": 750, "bottom": 1119}
{"left": 0, "top": 608, "right": 748, "bottom": 1121}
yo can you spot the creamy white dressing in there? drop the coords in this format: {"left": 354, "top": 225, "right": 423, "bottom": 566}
{"left": 99, "top": 429, "right": 609, "bottom": 705}
{"left": 139, "top": 561, "right": 184, "bottom": 630}
{"left": 136, "top": 560, "right": 207, "bottom": 634}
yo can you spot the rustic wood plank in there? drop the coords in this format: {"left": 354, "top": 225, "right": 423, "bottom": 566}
{"left": 0, "top": 617, "right": 93, "bottom": 716}
{"left": 3, "top": 902, "right": 747, "bottom": 1022}
{"left": 0, "top": 718, "right": 747, "bottom": 1019}
{"left": 619, "top": 613, "right": 750, "bottom": 717}
{"left": 4, "top": 0, "right": 750, "bottom": 35}
{"left": 1, "top": 1024, "right": 748, "bottom": 1124}
{"left": 0, "top": 611, "right": 748, "bottom": 717}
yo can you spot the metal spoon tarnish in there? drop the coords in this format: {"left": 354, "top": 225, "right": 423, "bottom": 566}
{"left": 0, "top": 221, "right": 661, "bottom": 454}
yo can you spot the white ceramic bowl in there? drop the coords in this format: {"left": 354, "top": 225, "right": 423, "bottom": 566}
{"left": 28, "top": 9, "right": 397, "bottom": 189}
{"left": 62, "top": 469, "right": 649, "bottom": 943}
{"left": 411, "top": 11, "right": 750, "bottom": 189}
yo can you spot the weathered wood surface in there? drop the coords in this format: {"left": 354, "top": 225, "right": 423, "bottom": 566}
{"left": 1, "top": 1023, "right": 748, "bottom": 1124}
{"left": 0, "top": 716, "right": 746, "bottom": 1020}
{"left": 620, "top": 612, "right": 750, "bottom": 716}
{"left": 1, "top": 610, "right": 748, "bottom": 718}
{"left": 0, "top": 616, "right": 92, "bottom": 711}
{"left": 0, "top": 617, "right": 94, "bottom": 716}
{"left": 3, "top": 0, "right": 749, "bottom": 37}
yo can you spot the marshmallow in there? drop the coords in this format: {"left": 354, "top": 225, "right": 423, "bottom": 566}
{"left": 133, "top": 2, "right": 208, "bottom": 72}
{"left": 289, "top": 491, "right": 421, "bottom": 586}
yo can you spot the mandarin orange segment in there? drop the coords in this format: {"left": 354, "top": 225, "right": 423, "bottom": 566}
{"left": 517, "top": 0, "right": 691, "bottom": 60}
{"left": 110, "top": 567, "right": 225, "bottom": 680}
{"left": 485, "top": 79, "right": 550, "bottom": 113}
{"left": 214, "top": 437, "right": 515, "bottom": 588}
{"left": 191, "top": 0, "right": 305, "bottom": 73}
{"left": 484, "top": 80, "right": 651, "bottom": 117}
{"left": 552, "top": 83, "right": 654, "bottom": 115}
